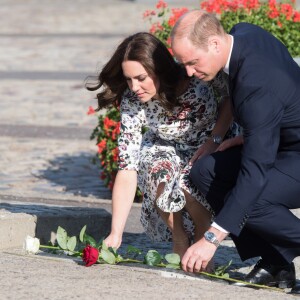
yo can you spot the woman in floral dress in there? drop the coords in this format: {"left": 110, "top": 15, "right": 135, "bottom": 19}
{"left": 87, "top": 32, "right": 239, "bottom": 263}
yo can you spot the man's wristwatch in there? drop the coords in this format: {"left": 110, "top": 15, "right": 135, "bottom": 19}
{"left": 210, "top": 134, "right": 223, "bottom": 145}
{"left": 204, "top": 231, "right": 220, "bottom": 248}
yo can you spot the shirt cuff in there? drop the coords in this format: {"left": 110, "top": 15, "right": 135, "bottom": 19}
{"left": 211, "top": 222, "right": 229, "bottom": 234}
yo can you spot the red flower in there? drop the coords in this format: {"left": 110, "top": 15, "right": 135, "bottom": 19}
{"left": 268, "top": 7, "right": 280, "bottom": 19}
{"left": 156, "top": 0, "right": 167, "bottom": 9}
{"left": 82, "top": 245, "right": 99, "bottom": 267}
{"left": 294, "top": 11, "right": 300, "bottom": 22}
{"left": 268, "top": 0, "right": 277, "bottom": 7}
{"left": 143, "top": 9, "right": 156, "bottom": 18}
{"left": 280, "top": 3, "right": 293, "bottom": 20}
{"left": 108, "top": 181, "right": 114, "bottom": 190}
{"left": 201, "top": 0, "right": 223, "bottom": 14}
{"left": 268, "top": 0, "right": 280, "bottom": 18}
{"left": 100, "top": 172, "right": 106, "bottom": 180}
{"left": 166, "top": 37, "right": 171, "bottom": 46}
{"left": 246, "top": 0, "right": 260, "bottom": 10}
{"left": 111, "top": 147, "right": 119, "bottom": 162}
{"left": 168, "top": 8, "right": 189, "bottom": 27}
{"left": 111, "top": 122, "right": 121, "bottom": 140}
{"left": 97, "top": 139, "right": 107, "bottom": 154}
{"left": 103, "top": 117, "right": 118, "bottom": 132}
{"left": 87, "top": 106, "right": 95, "bottom": 115}
{"left": 149, "top": 22, "right": 164, "bottom": 34}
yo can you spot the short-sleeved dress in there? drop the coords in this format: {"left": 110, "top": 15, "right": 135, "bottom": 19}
{"left": 118, "top": 74, "right": 238, "bottom": 242}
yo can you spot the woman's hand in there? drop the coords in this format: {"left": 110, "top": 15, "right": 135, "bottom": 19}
{"left": 104, "top": 233, "right": 122, "bottom": 249}
{"left": 216, "top": 135, "right": 244, "bottom": 152}
{"left": 189, "top": 140, "right": 219, "bottom": 165}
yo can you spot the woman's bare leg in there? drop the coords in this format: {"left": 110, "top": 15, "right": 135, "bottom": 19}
{"left": 183, "top": 190, "right": 214, "bottom": 272}
{"left": 171, "top": 211, "right": 190, "bottom": 258}
{"left": 155, "top": 183, "right": 189, "bottom": 258}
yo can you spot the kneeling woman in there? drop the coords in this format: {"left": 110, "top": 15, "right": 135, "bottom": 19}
{"left": 86, "top": 32, "right": 238, "bottom": 267}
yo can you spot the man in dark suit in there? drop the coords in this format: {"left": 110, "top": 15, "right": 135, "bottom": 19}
{"left": 171, "top": 10, "right": 300, "bottom": 293}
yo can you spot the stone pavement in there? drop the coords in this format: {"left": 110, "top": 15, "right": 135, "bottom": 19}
{"left": 0, "top": 0, "right": 299, "bottom": 299}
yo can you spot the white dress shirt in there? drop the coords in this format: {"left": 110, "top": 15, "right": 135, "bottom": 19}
{"left": 211, "top": 35, "right": 234, "bottom": 234}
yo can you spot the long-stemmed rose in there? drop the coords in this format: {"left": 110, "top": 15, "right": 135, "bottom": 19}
{"left": 82, "top": 245, "right": 99, "bottom": 267}
{"left": 24, "top": 225, "right": 284, "bottom": 293}
{"left": 24, "top": 236, "right": 40, "bottom": 254}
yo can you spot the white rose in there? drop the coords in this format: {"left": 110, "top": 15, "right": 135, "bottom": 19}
{"left": 24, "top": 235, "right": 40, "bottom": 254}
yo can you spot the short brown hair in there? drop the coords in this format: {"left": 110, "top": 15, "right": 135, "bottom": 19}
{"left": 171, "top": 10, "right": 225, "bottom": 51}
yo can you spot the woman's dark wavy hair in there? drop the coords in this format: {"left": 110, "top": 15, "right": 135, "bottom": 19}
{"left": 86, "top": 32, "right": 185, "bottom": 111}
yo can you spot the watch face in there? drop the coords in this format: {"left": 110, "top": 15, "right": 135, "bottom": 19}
{"left": 204, "top": 231, "right": 219, "bottom": 247}
{"left": 205, "top": 231, "right": 214, "bottom": 241}
{"left": 213, "top": 135, "right": 222, "bottom": 145}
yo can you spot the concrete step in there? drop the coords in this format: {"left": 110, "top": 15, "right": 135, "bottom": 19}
{"left": 0, "top": 201, "right": 111, "bottom": 250}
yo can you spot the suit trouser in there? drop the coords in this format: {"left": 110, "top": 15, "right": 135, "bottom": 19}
{"left": 190, "top": 146, "right": 300, "bottom": 265}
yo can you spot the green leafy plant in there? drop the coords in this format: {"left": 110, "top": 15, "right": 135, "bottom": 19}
{"left": 143, "top": 0, "right": 189, "bottom": 53}
{"left": 90, "top": 106, "right": 120, "bottom": 191}
{"left": 202, "top": 0, "right": 300, "bottom": 57}
{"left": 144, "top": 0, "right": 300, "bottom": 57}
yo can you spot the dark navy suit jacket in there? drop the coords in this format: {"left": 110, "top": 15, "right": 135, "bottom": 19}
{"left": 214, "top": 23, "right": 300, "bottom": 236}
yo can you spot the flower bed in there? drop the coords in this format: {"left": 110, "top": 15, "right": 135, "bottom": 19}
{"left": 90, "top": 106, "right": 120, "bottom": 191}
{"left": 202, "top": 0, "right": 300, "bottom": 57}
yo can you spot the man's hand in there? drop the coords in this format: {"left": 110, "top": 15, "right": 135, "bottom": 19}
{"left": 216, "top": 135, "right": 244, "bottom": 152}
{"left": 181, "top": 227, "right": 228, "bottom": 273}
{"left": 181, "top": 238, "right": 217, "bottom": 273}
{"left": 189, "top": 140, "right": 219, "bottom": 164}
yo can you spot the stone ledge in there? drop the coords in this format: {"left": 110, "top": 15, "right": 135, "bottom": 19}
{"left": 0, "top": 211, "right": 36, "bottom": 250}
{"left": 0, "top": 203, "right": 111, "bottom": 250}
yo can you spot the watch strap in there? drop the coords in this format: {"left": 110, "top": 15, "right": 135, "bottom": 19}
{"left": 204, "top": 231, "right": 220, "bottom": 248}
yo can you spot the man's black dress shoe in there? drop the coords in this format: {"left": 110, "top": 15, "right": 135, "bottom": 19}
{"left": 233, "top": 259, "right": 296, "bottom": 288}
{"left": 289, "top": 283, "right": 300, "bottom": 295}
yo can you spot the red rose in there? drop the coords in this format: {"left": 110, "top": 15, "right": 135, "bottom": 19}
{"left": 82, "top": 245, "right": 99, "bottom": 267}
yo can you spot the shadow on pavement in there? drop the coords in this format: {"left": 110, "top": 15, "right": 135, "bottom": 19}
{"left": 36, "top": 153, "right": 112, "bottom": 199}
{"left": 120, "top": 232, "right": 257, "bottom": 273}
